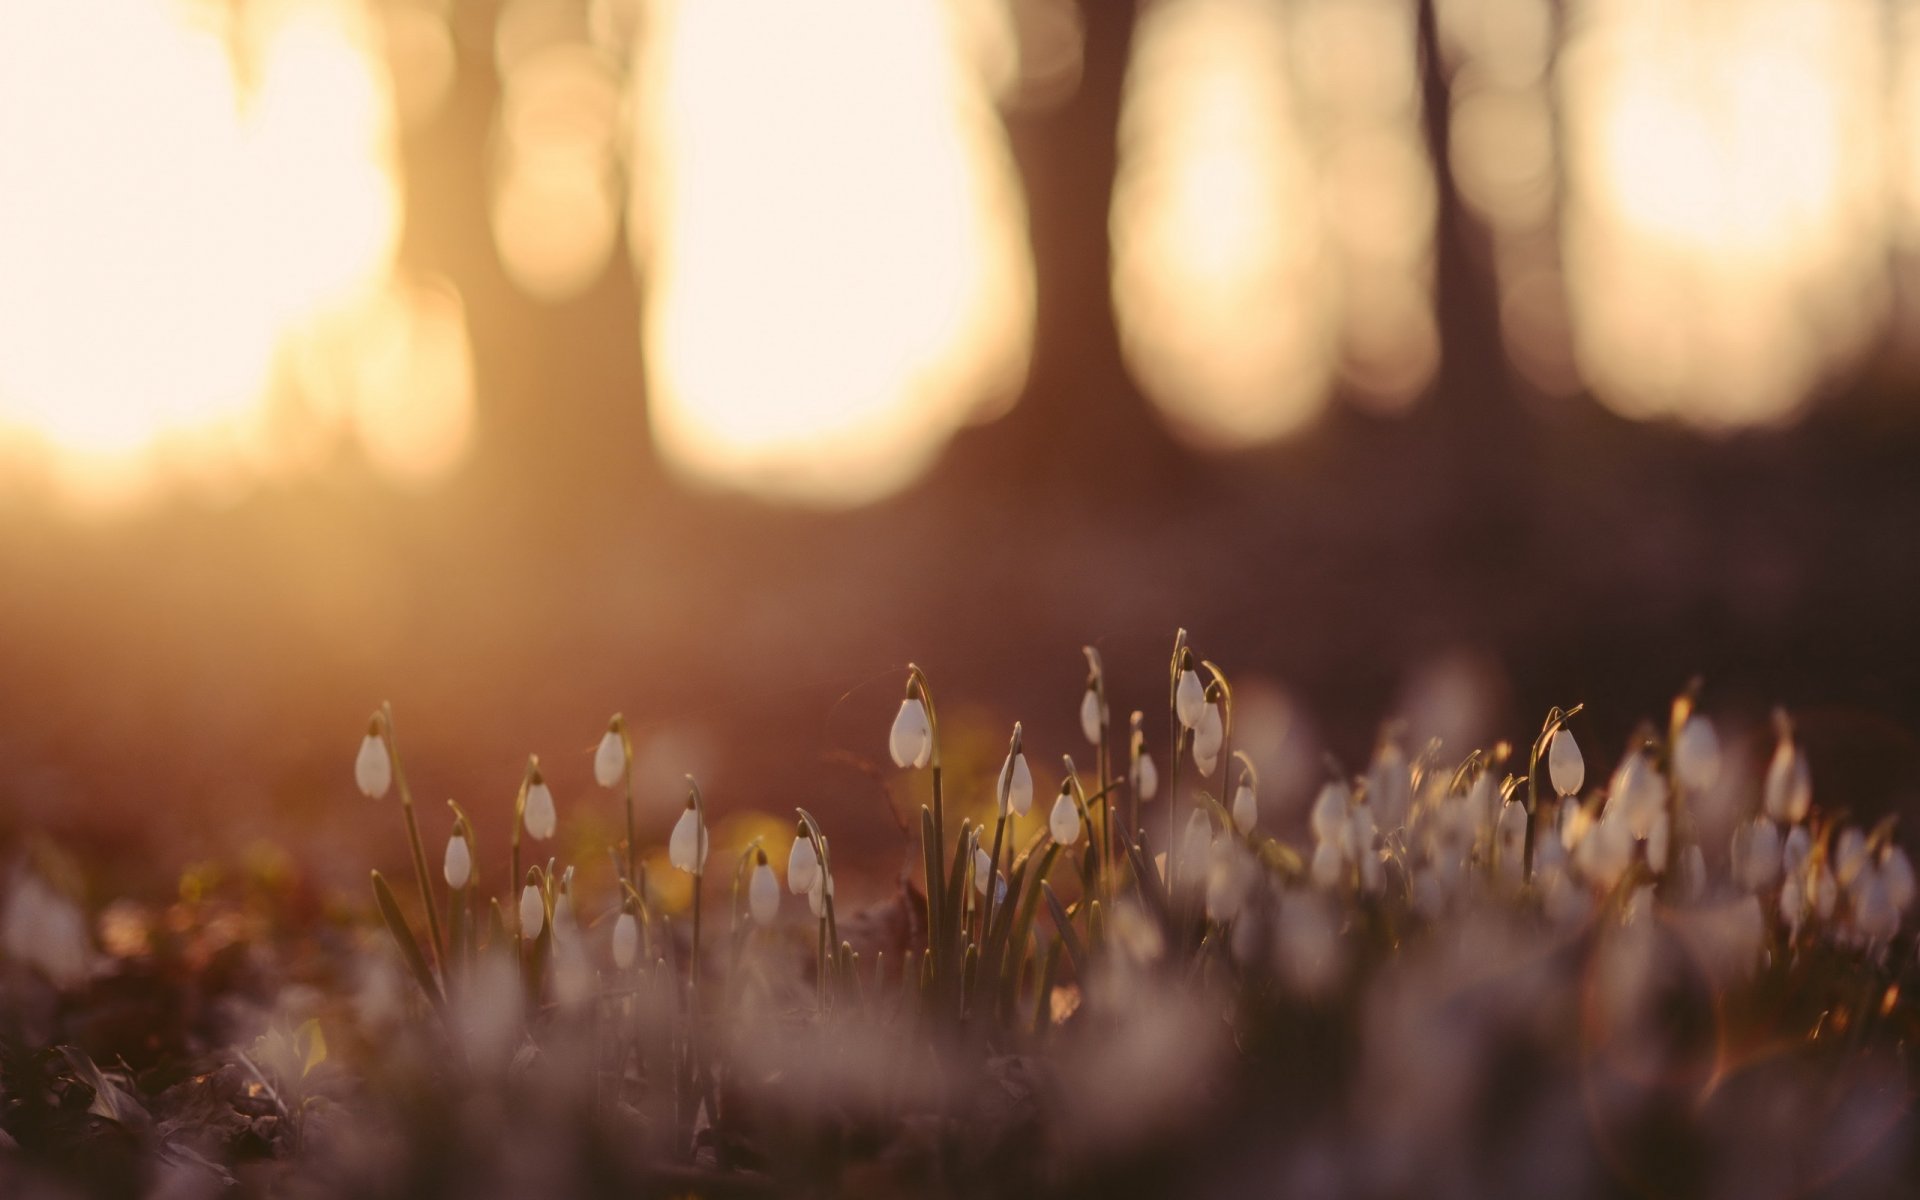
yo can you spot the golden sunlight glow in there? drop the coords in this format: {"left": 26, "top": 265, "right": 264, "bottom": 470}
{"left": 1559, "top": 0, "right": 1889, "bottom": 426}
{"left": 0, "top": 0, "right": 467, "bottom": 509}
{"left": 1112, "top": 0, "right": 1436, "bottom": 448}
{"left": 628, "top": 0, "right": 1035, "bottom": 506}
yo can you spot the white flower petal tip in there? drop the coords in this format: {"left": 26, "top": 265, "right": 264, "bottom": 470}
{"left": 669, "top": 805, "right": 709, "bottom": 875}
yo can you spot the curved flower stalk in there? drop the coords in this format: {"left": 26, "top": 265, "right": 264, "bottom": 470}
{"left": 1230, "top": 752, "right": 1259, "bottom": 837}
{"left": 595, "top": 714, "right": 637, "bottom": 885}
{"left": 1523, "top": 704, "right": 1584, "bottom": 883}
{"left": 507, "top": 755, "right": 543, "bottom": 915}
{"left": 362, "top": 705, "right": 446, "bottom": 975}
{"left": 1128, "top": 710, "right": 1158, "bottom": 839}
{"left": 1167, "top": 631, "right": 1195, "bottom": 894}
{"left": 672, "top": 777, "right": 709, "bottom": 987}
{"left": 794, "top": 808, "right": 841, "bottom": 1008}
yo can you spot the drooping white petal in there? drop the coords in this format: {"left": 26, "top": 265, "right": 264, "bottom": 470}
{"left": 612, "top": 911, "right": 639, "bottom": 969}
{"left": 594, "top": 725, "right": 626, "bottom": 788}
{"left": 519, "top": 884, "right": 545, "bottom": 939}
{"left": 972, "top": 845, "right": 991, "bottom": 895}
{"left": 355, "top": 733, "right": 392, "bottom": 799}
{"left": 1133, "top": 751, "right": 1159, "bottom": 802}
{"left": 1310, "top": 837, "right": 1345, "bottom": 889}
{"left": 750, "top": 862, "right": 780, "bottom": 924}
{"left": 1547, "top": 728, "right": 1583, "bottom": 798}
{"left": 1048, "top": 791, "right": 1082, "bottom": 845}
{"left": 1079, "top": 686, "right": 1103, "bottom": 745}
{"left": 1736, "top": 818, "right": 1783, "bottom": 892}
{"left": 787, "top": 835, "right": 819, "bottom": 895}
{"left": 1231, "top": 784, "right": 1257, "bottom": 835}
{"left": 807, "top": 868, "right": 834, "bottom": 918}
{"left": 523, "top": 780, "right": 557, "bottom": 841}
{"left": 1192, "top": 703, "right": 1223, "bottom": 777}
{"left": 1310, "top": 782, "right": 1351, "bottom": 845}
{"left": 1782, "top": 824, "right": 1811, "bottom": 878}
{"left": 1646, "top": 812, "right": 1670, "bottom": 873}
{"left": 1495, "top": 801, "right": 1528, "bottom": 885}
{"left": 1763, "top": 738, "right": 1811, "bottom": 824}
{"left": 1855, "top": 866, "right": 1899, "bottom": 943}
{"left": 1883, "top": 846, "right": 1915, "bottom": 913}
{"left": 1607, "top": 751, "right": 1668, "bottom": 839}
{"left": 669, "top": 806, "right": 709, "bottom": 874}
{"left": 1175, "top": 669, "right": 1204, "bottom": 729}
{"left": 443, "top": 834, "right": 472, "bottom": 889}
{"left": 1834, "top": 827, "right": 1869, "bottom": 888}
{"left": 1182, "top": 810, "right": 1214, "bottom": 866}
{"left": 1674, "top": 715, "right": 1721, "bottom": 792}
{"left": 1000, "top": 752, "right": 1034, "bottom": 817}
{"left": 889, "top": 698, "right": 933, "bottom": 769}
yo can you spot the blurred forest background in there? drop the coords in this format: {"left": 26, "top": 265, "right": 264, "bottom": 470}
{"left": 3, "top": 0, "right": 1920, "bottom": 907}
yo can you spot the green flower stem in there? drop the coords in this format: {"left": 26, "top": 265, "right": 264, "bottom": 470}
{"left": 380, "top": 704, "right": 445, "bottom": 975}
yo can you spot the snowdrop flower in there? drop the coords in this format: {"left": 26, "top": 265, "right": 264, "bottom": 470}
{"left": 612, "top": 910, "right": 639, "bottom": 969}
{"left": 443, "top": 832, "right": 472, "bottom": 890}
{"left": 1854, "top": 866, "right": 1899, "bottom": 944}
{"left": 2, "top": 873, "right": 90, "bottom": 988}
{"left": 973, "top": 844, "right": 992, "bottom": 896}
{"left": 807, "top": 853, "right": 835, "bottom": 918}
{"left": 889, "top": 695, "right": 933, "bottom": 769}
{"left": 1181, "top": 810, "right": 1213, "bottom": 867}
{"left": 1175, "top": 658, "right": 1205, "bottom": 729}
{"left": 1733, "top": 817, "right": 1783, "bottom": 892}
{"left": 522, "top": 768, "right": 557, "bottom": 841}
{"left": 594, "top": 715, "right": 627, "bottom": 788}
{"left": 519, "top": 884, "right": 545, "bottom": 939}
{"left": 1646, "top": 812, "right": 1671, "bottom": 873}
{"left": 1763, "top": 724, "right": 1811, "bottom": 824}
{"left": 1547, "top": 728, "right": 1584, "bottom": 798}
{"left": 997, "top": 726, "right": 1034, "bottom": 817}
{"left": 1049, "top": 784, "right": 1083, "bottom": 845}
{"left": 1674, "top": 714, "right": 1720, "bottom": 791}
{"left": 1310, "top": 781, "right": 1351, "bottom": 846}
{"left": 1079, "top": 681, "right": 1104, "bottom": 745}
{"left": 669, "top": 798, "right": 708, "bottom": 875}
{"left": 787, "top": 827, "right": 819, "bottom": 895}
{"left": 749, "top": 849, "right": 780, "bottom": 924}
{"left": 1205, "top": 844, "right": 1256, "bottom": 922}
{"left": 1608, "top": 749, "right": 1668, "bottom": 838}
{"left": 355, "top": 720, "right": 392, "bottom": 799}
{"left": 1882, "top": 846, "right": 1915, "bottom": 914}
{"left": 1132, "top": 744, "right": 1158, "bottom": 804}
{"left": 1231, "top": 779, "right": 1257, "bottom": 836}
{"left": 1367, "top": 739, "right": 1410, "bottom": 831}
{"left": 1834, "top": 827, "right": 1870, "bottom": 889}
{"left": 552, "top": 889, "right": 579, "bottom": 948}
{"left": 1577, "top": 814, "right": 1634, "bottom": 891}
{"left": 1310, "top": 838, "right": 1345, "bottom": 889}
{"left": 1782, "top": 824, "right": 1812, "bottom": 879}
{"left": 1560, "top": 797, "right": 1594, "bottom": 853}
{"left": 1192, "top": 694, "right": 1224, "bottom": 777}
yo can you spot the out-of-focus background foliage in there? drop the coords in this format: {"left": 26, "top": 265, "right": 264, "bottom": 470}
{"left": 3, "top": 0, "right": 1920, "bottom": 903}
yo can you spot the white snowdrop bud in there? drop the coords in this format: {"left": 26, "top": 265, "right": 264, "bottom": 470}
{"left": 1547, "top": 728, "right": 1584, "bottom": 798}
{"left": 1175, "top": 668, "right": 1205, "bottom": 729}
{"left": 1883, "top": 846, "right": 1915, "bottom": 914}
{"left": 1182, "top": 809, "right": 1214, "bottom": 867}
{"left": 519, "top": 884, "right": 545, "bottom": 939}
{"left": 889, "top": 697, "right": 933, "bottom": 769}
{"left": 1048, "top": 787, "right": 1082, "bottom": 846}
{"left": 594, "top": 718, "right": 626, "bottom": 788}
{"left": 1736, "top": 818, "right": 1783, "bottom": 892}
{"left": 1608, "top": 751, "right": 1667, "bottom": 839}
{"left": 1310, "top": 837, "right": 1345, "bottom": 889}
{"left": 1132, "top": 751, "right": 1159, "bottom": 803}
{"left": 973, "top": 845, "right": 991, "bottom": 896}
{"left": 1674, "top": 715, "right": 1720, "bottom": 791}
{"left": 612, "top": 911, "right": 638, "bottom": 969}
{"left": 1646, "top": 812, "right": 1671, "bottom": 873}
{"left": 523, "top": 772, "right": 557, "bottom": 841}
{"left": 1310, "top": 782, "right": 1351, "bottom": 845}
{"left": 1192, "top": 701, "right": 1224, "bottom": 777}
{"left": 1231, "top": 783, "right": 1257, "bottom": 835}
{"left": 1577, "top": 815, "right": 1633, "bottom": 890}
{"left": 1495, "top": 802, "right": 1528, "bottom": 884}
{"left": 1782, "top": 824, "right": 1811, "bottom": 878}
{"left": 1763, "top": 736, "right": 1811, "bottom": 824}
{"left": 443, "top": 833, "right": 472, "bottom": 890}
{"left": 1855, "top": 866, "right": 1899, "bottom": 943}
{"left": 1834, "top": 827, "right": 1869, "bottom": 889}
{"left": 999, "top": 748, "right": 1034, "bottom": 817}
{"left": 669, "top": 801, "right": 708, "bottom": 875}
{"left": 750, "top": 853, "right": 780, "bottom": 924}
{"left": 787, "top": 831, "right": 819, "bottom": 895}
{"left": 355, "top": 724, "right": 392, "bottom": 799}
{"left": 1079, "top": 684, "right": 1104, "bottom": 745}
